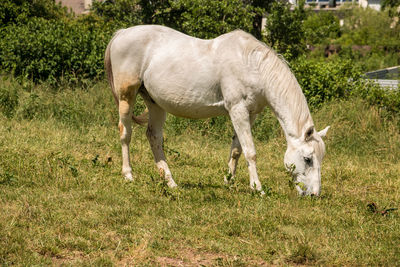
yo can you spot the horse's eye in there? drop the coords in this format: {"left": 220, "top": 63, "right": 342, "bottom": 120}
{"left": 304, "top": 157, "right": 312, "bottom": 165}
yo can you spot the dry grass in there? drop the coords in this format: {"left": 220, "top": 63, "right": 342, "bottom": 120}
{"left": 0, "top": 81, "right": 399, "bottom": 265}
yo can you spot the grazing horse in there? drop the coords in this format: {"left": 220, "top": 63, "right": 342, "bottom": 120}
{"left": 105, "top": 25, "right": 329, "bottom": 196}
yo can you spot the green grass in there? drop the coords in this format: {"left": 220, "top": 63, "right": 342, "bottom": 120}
{"left": 0, "top": 79, "right": 399, "bottom": 265}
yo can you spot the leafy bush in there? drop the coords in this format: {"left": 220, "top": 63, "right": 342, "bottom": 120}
{"left": 303, "top": 7, "right": 400, "bottom": 71}
{"left": 263, "top": 1, "right": 306, "bottom": 60}
{"left": 0, "top": 17, "right": 109, "bottom": 84}
{"left": 291, "top": 57, "right": 365, "bottom": 107}
{"left": 91, "top": 0, "right": 142, "bottom": 28}
{"left": 92, "top": 0, "right": 259, "bottom": 39}
{"left": 303, "top": 12, "right": 340, "bottom": 45}
{"left": 352, "top": 81, "right": 400, "bottom": 118}
{"left": 170, "top": 0, "right": 257, "bottom": 39}
{"left": 337, "top": 7, "right": 400, "bottom": 48}
{"left": 0, "top": 0, "right": 68, "bottom": 25}
{"left": 0, "top": 84, "right": 19, "bottom": 118}
{"left": 291, "top": 57, "right": 400, "bottom": 122}
{"left": 338, "top": 47, "right": 400, "bottom": 72}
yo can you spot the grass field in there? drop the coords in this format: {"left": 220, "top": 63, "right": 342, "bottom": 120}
{"left": 1, "top": 80, "right": 399, "bottom": 266}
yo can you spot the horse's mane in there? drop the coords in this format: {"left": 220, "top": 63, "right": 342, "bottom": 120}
{"left": 242, "top": 37, "right": 313, "bottom": 137}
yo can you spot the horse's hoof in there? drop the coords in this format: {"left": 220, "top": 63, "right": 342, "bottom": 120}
{"left": 224, "top": 175, "right": 235, "bottom": 184}
{"left": 167, "top": 180, "right": 178, "bottom": 188}
{"left": 124, "top": 173, "right": 134, "bottom": 181}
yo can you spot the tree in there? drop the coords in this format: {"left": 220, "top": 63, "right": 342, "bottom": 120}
{"left": 263, "top": 1, "right": 306, "bottom": 60}
{"left": 303, "top": 12, "right": 341, "bottom": 45}
{"left": 170, "top": 0, "right": 256, "bottom": 39}
{"left": 381, "top": 0, "right": 400, "bottom": 18}
{"left": 0, "top": 0, "right": 68, "bottom": 26}
{"left": 91, "top": 0, "right": 142, "bottom": 27}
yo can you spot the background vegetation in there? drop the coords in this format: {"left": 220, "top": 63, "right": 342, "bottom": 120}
{"left": 0, "top": 0, "right": 399, "bottom": 265}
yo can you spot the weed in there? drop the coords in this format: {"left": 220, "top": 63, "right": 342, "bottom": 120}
{"left": 288, "top": 243, "right": 316, "bottom": 265}
{"left": 0, "top": 170, "right": 17, "bottom": 186}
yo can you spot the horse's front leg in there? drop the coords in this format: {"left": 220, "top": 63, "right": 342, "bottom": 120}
{"left": 145, "top": 102, "right": 177, "bottom": 188}
{"left": 228, "top": 103, "right": 264, "bottom": 193}
{"left": 225, "top": 132, "right": 242, "bottom": 184}
{"left": 225, "top": 114, "right": 256, "bottom": 184}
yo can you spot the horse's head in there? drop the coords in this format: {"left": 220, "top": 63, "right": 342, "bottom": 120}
{"left": 284, "top": 125, "right": 330, "bottom": 196}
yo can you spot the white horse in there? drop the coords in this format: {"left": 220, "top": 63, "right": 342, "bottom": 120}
{"left": 105, "top": 25, "right": 329, "bottom": 196}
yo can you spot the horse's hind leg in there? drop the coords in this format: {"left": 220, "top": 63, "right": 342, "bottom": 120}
{"left": 117, "top": 79, "right": 140, "bottom": 181}
{"left": 143, "top": 97, "right": 177, "bottom": 188}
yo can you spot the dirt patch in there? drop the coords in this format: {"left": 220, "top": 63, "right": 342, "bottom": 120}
{"left": 156, "top": 248, "right": 270, "bottom": 267}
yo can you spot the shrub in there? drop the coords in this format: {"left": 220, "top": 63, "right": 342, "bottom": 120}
{"left": 337, "top": 7, "right": 400, "bottom": 48}
{"left": 92, "top": 0, "right": 259, "bottom": 39}
{"left": 0, "top": 17, "right": 110, "bottom": 84}
{"left": 292, "top": 57, "right": 400, "bottom": 120}
{"left": 170, "top": 0, "right": 257, "bottom": 39}
{"left": 263, "top": 1, "right": 306, "bottom": 60}
{"left": 291, "top": 57, "right": 364, "bottom": 107}
{"left": 0, "top": 0, "right": 68, "bottom": 26}
{"left": 91, "top": 0, "right": 142, "bottom": 28}
{"left": 352, "top": 81, "right": 400, "bottom": 118}
{"left": 303, "top": 12, "right": 340, "bottom": 45}
{"left": 0, "top": 84, "right": 19, "bottom": 118}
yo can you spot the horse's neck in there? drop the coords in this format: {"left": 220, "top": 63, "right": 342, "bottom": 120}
{"left": 264, "top": 73, "right": 313, "bottom": 141}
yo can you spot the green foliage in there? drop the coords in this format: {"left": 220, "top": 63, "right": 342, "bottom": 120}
{"left": 263, "top": 1, "right": 306, "bottom": 60}
{"left": 303, "top": 12, "right": 341, "bottom": 45}
{"left": 302, "top": 7, "right": 400, "bottom": 71}
{"left": 0, "top": 0, "right": 68, "bottom": 25}
{"left": 91, "top": 0, "right": 262, "bottom": 39}
{"left": 291, "top": 57, "right": 364, "bottom": 107}
{"left": 337, "top": 7, "right": 400, "bottom": 47}
{"left": 382, "top": 0, "right": 400, "bottom": 17}
{"left": 352, "top": 82, "right": 400, "bottom": 118}
{"left": 339, "top": 47, "right": 399, "bottom": 72}
{"left": 137, "top": 0, "right": 179, "bottom": 26}
{"left": 91, "top": 0, "right": 142, "bottom": 27}
{"left": 331, "top": 8, "right": 400, "bottom": 71}
{"left": 0, "top": 83, "right": 18, "bottom": 118}
{"left": 170, "top": 0, "right": 257, "bottom": 39}
{"left": 0, "top": 17, "right": 109, "bottom": 84}
{"left": 382, "top": 0, "right": 400, "bottom": 8}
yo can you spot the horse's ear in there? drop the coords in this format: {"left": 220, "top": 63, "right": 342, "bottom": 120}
{"left": 304, "top": 126, "right": 314, "bottom": 142}
{"left": 318, "top": 126, "right": 330, "bottom": 138}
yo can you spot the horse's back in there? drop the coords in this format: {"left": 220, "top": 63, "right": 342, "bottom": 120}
{"left": 109, "top": 25, "right": 264, "bottom": 118}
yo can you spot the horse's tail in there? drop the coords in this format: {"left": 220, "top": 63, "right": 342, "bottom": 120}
{"left": 104, "top": 31, "right": 121, "bottom": 107}
{"left": 104, "top": 30, "right": 148, "bottom": 125}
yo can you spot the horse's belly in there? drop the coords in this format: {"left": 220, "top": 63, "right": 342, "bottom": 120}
{"left": 143, "top": 59, "right": 227, "bottom": 118}
{"left": 161, "top": 101, "right": 227, "bottom": 118}
{"left": 147, "top": 86, "right": 227, "bottom": 119}
{"left": 141, "top": 80, "right": 228, "bottom": 118}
